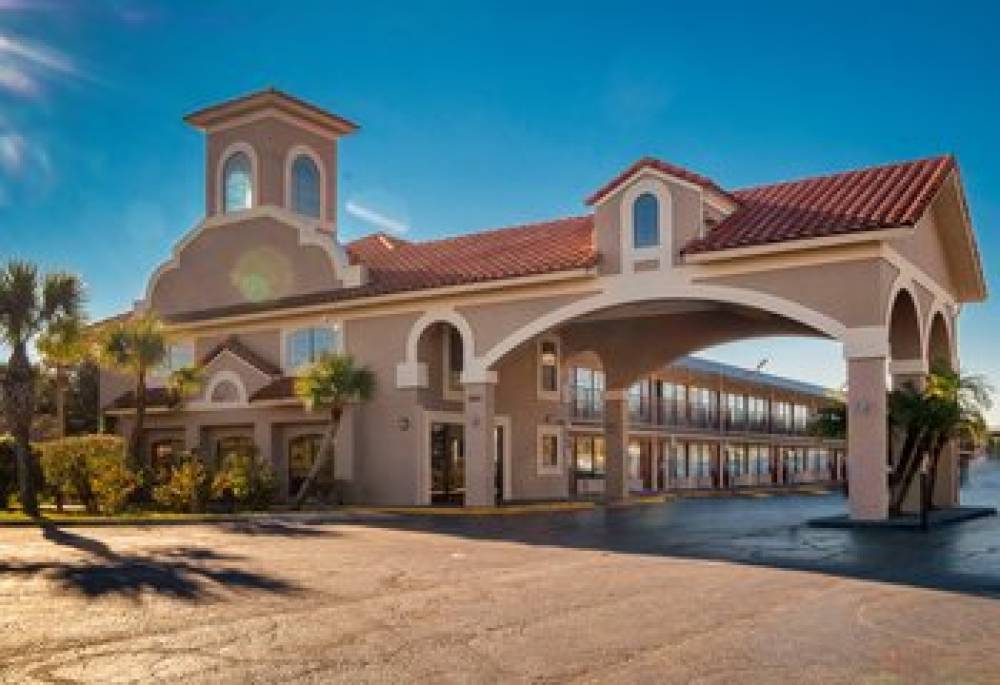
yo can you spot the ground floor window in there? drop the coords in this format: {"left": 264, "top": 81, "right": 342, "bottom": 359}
{"left": 216, "top": 436, "right": 255, "bottom": 464}
{"left": 288, "top": 434, "right": 334, "bottom": 497}
{"left": 150, "top": 438, "right": 184, "bottom": 479}
{"left": 672, "top": 443, "right": 689, "bottom": 479}
{"left": 573, "top": 435, "right": 606, "bottom": 476}
{"left": 748, "top": 445, "right": 771, "bottom": 476}
{"left": 725, "top": 444, "right": 747, "bottom": 477}
{"left": 689, "top": 443, "right": 713, "bottom": 478}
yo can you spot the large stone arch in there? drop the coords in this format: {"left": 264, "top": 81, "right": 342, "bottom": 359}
{"left": 475, "top": 279, "right": 848, "bottom": 381}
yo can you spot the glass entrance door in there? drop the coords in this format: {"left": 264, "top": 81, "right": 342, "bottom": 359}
{"left": 494, "top": 424, "right": 505, "bottom": 504}
{"left": 430, "top": 422, "right": 465, "bottom": 504}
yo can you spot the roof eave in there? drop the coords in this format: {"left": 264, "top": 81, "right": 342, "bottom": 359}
{"left": 682, "top": 226, "right": 914, "bottom": 264}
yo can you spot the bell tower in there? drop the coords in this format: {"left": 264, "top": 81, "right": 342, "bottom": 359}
{"left": 184, "top": 87, "right": 359, "bottom": 234}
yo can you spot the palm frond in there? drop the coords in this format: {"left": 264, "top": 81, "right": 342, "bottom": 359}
{"left": 41, "top": 271, "right": 84, "bottom": 325}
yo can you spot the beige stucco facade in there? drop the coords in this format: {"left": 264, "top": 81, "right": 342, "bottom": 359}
{"left": 102, "top": 90, "right": 987, "bottom": 521}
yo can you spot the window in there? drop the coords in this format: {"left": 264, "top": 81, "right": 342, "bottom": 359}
{"left": 689, "top": 443, "right": 712, "bottom": 478}
{"left": 157, "top": 342, "right": 194, "bottom": 375}
{"left": 537, "top": 426, "right": 561, "bottom": 475}
{"left": 632, "top": 192, "right": 659, "bottom": 248}
{"left": 627, "top": 440, "right": 642, "bottom": 479}
{"left": 286, "top": 326, "right": 339, "bottom": 369}
{"left": 571, "top": 366, "right": 604, "bottom": 420}
{"left": 288, "top": 434, "right": 334, "bottom": 497}
{"left": 573, "top": 435, "right": 606, "bottom": 477}
{"left": 291, "top": 155, "right": 321, "bottom": 218}
{"left": 793, "top": 405, "right": 810, "bottom": 433}
{"left": 726, "top": 444, "right": 747, "bottom": 477}
{"left": 628, "top": 380, "right": 651, "bottom": 423}
{"left": 672, "top": 443, "right": 689, "bottom": 479}
{"left": 445, "top": 326, "right": 464, "bottom": 397}
{"left": 223, "top": 151, "right": 253, "bottom": 212}
{"left": 538, "top": 339, "right": 559, "bottom": 396}
{"left": 216, "top": 436, "right": 255, "bottom": 465}
{"left": 210, "top": 379, "right": 240, "bottom": 403}
{"left": 772, "top": 401, "right": 791, "bottom": 432}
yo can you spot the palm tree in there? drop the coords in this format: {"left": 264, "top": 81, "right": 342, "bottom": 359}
{"left": 167, "top": 364, "right": 204, "bottom": 408}
{"left": 889, "top": 365, "right": 992, "bottom": 514}
{"left": 292, "top": 353, "right": 375, "bottom": 507}
{"left": 0, "top": 262, "right": 84, "bottom": 516}
{"left": 36, "top": 317, "right": 90, "bottom": 438}
{"left": 97, "top": 314, "right": 167, "bottom": 477}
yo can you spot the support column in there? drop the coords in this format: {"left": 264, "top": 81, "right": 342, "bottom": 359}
{"left": 846, "top": 355, "right": 890, "bottom": 520}
{"left": 464, "top": 381, "right": 496, "bottom": 507}
{"left": 184, "top": 423, "right": 202, "bottom": 457}
{"left": 604, "top": 390, "right": 629, "bottom": 502}
{"left": 650, "top": 440, "right": 660, "bottom": 492}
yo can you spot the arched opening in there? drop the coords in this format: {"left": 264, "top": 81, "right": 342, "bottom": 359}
{"left": 888, "top": 288, "right": 923, "bottom": 363}
{"left": 291, "top": 154, "right": 321, "bottom": 218}
{"left": 222, "top": 151, "right": 253, "bottom": 212}
{"left": 927, "top": 311, "right": 953, "bottom": 371}
{"left": 481, "top": 295, "right": 845, "bottom": 504}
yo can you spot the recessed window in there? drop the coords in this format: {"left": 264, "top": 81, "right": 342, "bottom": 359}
{"left": 632, "top": 192, "right": 659, "bottom": 248}
{"left": 286, "top": 326, "right": 339, "bottom": 369}
{"left": 538, "top": 339, "right": 559, "bottom": 396}
{"left": 291, "top": 155, "right": 321, "bottom": 218}
{"left": 223, "top": 151, "right": 253, "bottom": 212}
{"left": 445, "top": 326, "right": 464, "bottom": 396}
{"left": 537, "top": 426, "right": 562, "bottom": 475}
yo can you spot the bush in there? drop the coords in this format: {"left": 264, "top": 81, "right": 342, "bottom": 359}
{"left": 152, "top": 452, "right": 209, "bottom": 513}
{"left": 38, "top": 435, "right": 135, "bottom": 514}
{"left": 211, "top": 449, "right": 276, "bottom": 510}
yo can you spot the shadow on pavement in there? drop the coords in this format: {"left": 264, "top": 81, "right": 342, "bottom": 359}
{"left": 215, "top": 520, "right": 339, "bottom": 537}
{"left": 348, "top": 464, "right": 1000, "bottom": 600}
{"left": 0, "top": 523, "right": 300, "bottom": 602}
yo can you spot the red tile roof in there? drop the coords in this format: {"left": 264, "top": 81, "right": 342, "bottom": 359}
{"left": 200, "top": 336, "right": 282, "bottom": 377}
{"left": 683, "top": 155, "right": 955, "bottom": 256}
{"left": 167, "top": 215, "right": 597, "bottom": 323}
{"left": 586, "top": 157, "right": 734, "bottom": 206}
{"left": 251, "top": 377, "right": 297, "bottom": 402}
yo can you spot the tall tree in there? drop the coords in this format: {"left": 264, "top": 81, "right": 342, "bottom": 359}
{"left": 0, "top": 262, "right": 84, "bottom": 516}
{"left": 36, "top": 318, "right": 90, "bottom": 438}
{"left": 292, "top": 353, "right": 375, "bottom": 507}
{"left": 97, "top": 314, "right": 167, "bottom": 478}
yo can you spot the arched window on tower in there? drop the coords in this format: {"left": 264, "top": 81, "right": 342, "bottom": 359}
{"left": 223, "top": 151, "right": 253, "bottom": 212}
{"left": 632, "top": 192, "right": 659, "bottom": 248}
{"left": 291, "top": 155, "right": 321, "bottom": 218}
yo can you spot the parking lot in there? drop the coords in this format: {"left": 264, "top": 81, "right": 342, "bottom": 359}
{"left": 1, "top": 459, "right": 998, "bottom": 683}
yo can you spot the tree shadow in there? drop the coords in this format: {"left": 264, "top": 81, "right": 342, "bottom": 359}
{"left": 0, "top": 523, "right": 299, "bottom": 602}
{"left": 215, "top": 520, "right": 339, "bottom": 537}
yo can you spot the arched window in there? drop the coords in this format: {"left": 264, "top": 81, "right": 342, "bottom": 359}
{"left": 223, "top": 151, "right": 253, "bottom": 212}
{"left": 291, "top": 155, "right": 321, "bottom": 218}
{"left": 632, "top": 192, "right": 659, "bottom": 248}
{"left": 210, "top": 380, "right": 241, "bottom": 403}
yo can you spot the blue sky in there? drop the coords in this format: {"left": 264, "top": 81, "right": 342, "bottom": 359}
{"left": 2, "top": 1, "right": 998, "bottom": 420}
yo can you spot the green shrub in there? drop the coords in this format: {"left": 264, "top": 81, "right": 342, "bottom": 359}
{"left": 152, "top": 452, "right": 208, "bottom": 513}
{"left": 211, "top": 449, "right": 276, "bottom": 510}
{"left": 38, "top": 435, "right": 134, "bottom": 514}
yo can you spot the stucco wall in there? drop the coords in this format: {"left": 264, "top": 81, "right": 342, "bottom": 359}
{"left": 149, "top": 217, "right": 340, "bottom": 317}
{"left": 891, "top": 208, "right": 958, "bottom": 296}
{"left": 697, "top": 258, "right": 898, "bottom": 329}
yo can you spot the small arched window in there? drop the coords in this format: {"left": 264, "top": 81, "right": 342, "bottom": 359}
{"left": 291, "top": 155, "right": 321, "bottom": 218}
{"left": 223, "top": 151, "right": 253, "bottom": 212}
{"left": 633, "top": 192, "right": 659, "bottom": 248}
{"left": 211, "top": 380, "right": 241, "bottom": 403}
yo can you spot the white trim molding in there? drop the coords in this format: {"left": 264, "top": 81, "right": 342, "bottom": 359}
{"left": 200, "top": 369, "right": 249, "bottom": 407}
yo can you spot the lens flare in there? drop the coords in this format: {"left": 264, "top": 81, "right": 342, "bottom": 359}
{"left": 229, "top": 247, "right": 293, "bottom": 303}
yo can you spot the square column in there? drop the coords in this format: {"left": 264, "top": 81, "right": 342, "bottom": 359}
{"left": 847, "top": 356, "right": 889, "bottom": 520}
{"left": 603, "top": 390, "right": 629, "bottom": 502}
{"left": 464, "top": 381, "right": 496, "bottom": 507}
